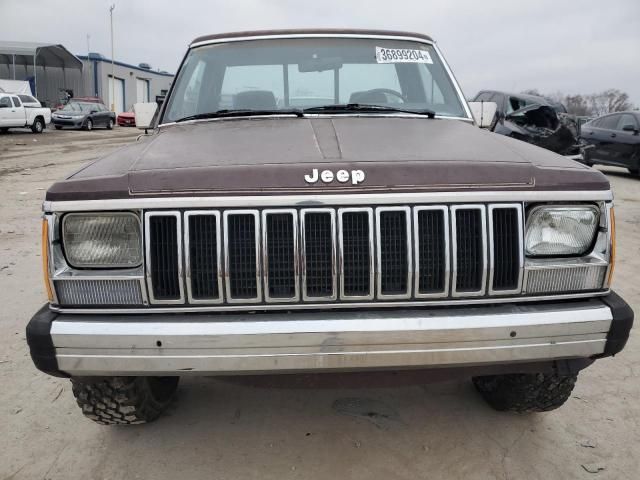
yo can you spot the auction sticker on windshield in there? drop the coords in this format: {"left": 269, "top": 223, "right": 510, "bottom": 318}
{"left": 375, "top": 47, "right": 433, "bottom": 64}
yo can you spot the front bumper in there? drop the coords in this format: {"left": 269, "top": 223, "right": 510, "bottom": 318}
{"left": 27, "top": 292, "right": 633, "bottom": 378}
{"left": 52, "top": 118, "right": 84, "bottom": 128}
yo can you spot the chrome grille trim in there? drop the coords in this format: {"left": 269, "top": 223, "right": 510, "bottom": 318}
{"left": 184, "top": 211, "right": 223, "bottom": 304}
{"left": 262, "top": 209, "right": 299, "bottom": 303}
{"left": 338, "top": 207, "right": 375, "bottom": 300}
{"left": 376, "top": 206, "right": 412, "bottom": 300}
{"left": 223, "top": 210, "right": 262, "bottom": 303}
{"left": 144, "top": 211, "right": 184, "bottom": 304}
{"left": 301, "top": 208, "right": 337, "bottom": 301}
{"left": 55, "top": 279, "right": 144, "bottom": 305}
{"left": 451, "top": 205, "right": 487, "bottom": 297}
{"left": 413, "top": 206, "right": 449, "bottom": 298}
{"left": 488, "top": 204, "right": 524, "bottom": 295}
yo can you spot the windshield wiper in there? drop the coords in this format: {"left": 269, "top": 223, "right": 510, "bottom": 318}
{"left": 303, "top": 103, "right": 436, "bottom": 118}
{"left": 175, "top": 108, "right": 304, "bottom": 123}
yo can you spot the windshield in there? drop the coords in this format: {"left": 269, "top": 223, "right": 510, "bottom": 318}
{"left": 163, "top": 37, "right": 467, "bottom": 123}
{"left": 61, "top": 102, "right": 94, "bottom": 113}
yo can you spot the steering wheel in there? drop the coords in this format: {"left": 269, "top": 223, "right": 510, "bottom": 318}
{"left": 361, "top": 88, "right": 407, "bottom": 103}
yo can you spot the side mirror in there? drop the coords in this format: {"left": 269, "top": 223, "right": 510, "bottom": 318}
{"left": 134, "top": 102, "right": 158, "bottom": 130}
{"left": 622, "top": 124, "right": 639, "bottom": 133}
{"left": 90, "top": 110, "right": 98, "bottom": 114}
{"left": 468, "top": 101, "right": 498, "bottom": 128}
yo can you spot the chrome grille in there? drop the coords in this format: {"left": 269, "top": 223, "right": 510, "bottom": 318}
{"left": 146, "top": 212, "right": 183, "bottom": 303}
{"left": 339, "top": 208, "right": 374, "bottom": 299}
{"left": 377, "top": 207, "right": 411, "bottom": 299}
{"left": 146, "top": 204, "right": 524, "bottom": 308}
{"left": 489, "top": 205, "right": 523, "bottom": 294}
{"left": 263, "top": 210, "right": 298, "bottom": 301}
{"left": 414, "top": 207, "right": 448, "bottom": 297}
{"left": 301, "top": 209, "right": 336, "bottom": 300}
{"left": 451, "top": 205, "right": 487, "bottom": 296}
{"left": 224, "top": 211, "right": 261, "bottom": 302}
{"left": 185, "top": 211, "right": 222, "bottom": 303}
{"left": 55, "top": 279, "right": 143, "bottom": 306}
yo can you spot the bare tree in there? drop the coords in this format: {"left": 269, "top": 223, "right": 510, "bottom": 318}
{"left": 587, "top": 89, "right": 633, "bottom": 116}
{"left": 519, "top": 88, "right": 635, "bottom": 117}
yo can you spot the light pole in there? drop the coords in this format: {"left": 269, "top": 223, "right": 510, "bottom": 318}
{"left": 109, "top": 4, "right": 115, "bottom": 112}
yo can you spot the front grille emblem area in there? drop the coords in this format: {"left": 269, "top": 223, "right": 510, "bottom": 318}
{"left": 304, "top": 168, "right": 365, "bottom": 185}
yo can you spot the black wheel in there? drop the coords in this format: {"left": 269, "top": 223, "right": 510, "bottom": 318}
{"left": 107, "top": 118, "right": 114, "bottom": 130}
{"left": 0, "top": 127, "right": 8, "bottom": 134}
{"left": 84, "top": 118, "right": 93, "bottom": 131}
{"left": 71, "top": 376, "right": 179, "bottom": 425}
{"left": 31, "top": 118, "right": 44, "bottom": 134}
{"left": 54, "top": 125, "right": 62, "bottom": 130}
{"left": 472, "top": 372, "right": 577, "bottom": 413}
{"left": 628, "top": 168, "right": 639, "bottom": 176}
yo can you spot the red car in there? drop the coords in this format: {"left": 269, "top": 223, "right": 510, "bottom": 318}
{"left": 117, "top": 110, "right": 136, "bottom": 127}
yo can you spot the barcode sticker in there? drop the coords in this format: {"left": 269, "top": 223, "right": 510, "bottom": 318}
{"left": 375, "top": 47, "right": 433, "bottom": 64}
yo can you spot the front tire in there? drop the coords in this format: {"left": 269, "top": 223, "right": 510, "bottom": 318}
{"left": 472, "top": 372, "right": 577, "bottom": 413}
{"left": 54, "top": 125, "right": 62, "bottom": 130}
{"left": 107, "top": 118, "right": 114, "bottom": 130}
{"left": 84, "top": 118, "right": 93, "bottom": 131}
{"left": 31, "top": 118, "right": 44, "bottom": 133}
{"left": 71, "top": 376, "right": 179, "bottom": 425}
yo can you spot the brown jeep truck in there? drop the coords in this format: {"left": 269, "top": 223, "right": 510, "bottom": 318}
{"left": 27, "top": 29, "right": 633, "bottom": 425}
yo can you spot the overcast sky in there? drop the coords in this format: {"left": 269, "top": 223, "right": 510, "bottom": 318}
{"left": 3, "top": 0, "right": 640, "bottom": 105}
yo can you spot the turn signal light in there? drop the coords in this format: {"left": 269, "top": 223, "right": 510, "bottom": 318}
{"left": 42, "top": 218, "right": 53, "bottom": 302}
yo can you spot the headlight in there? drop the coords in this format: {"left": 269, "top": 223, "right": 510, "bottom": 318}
{"left": 62, "top": 213, "right": 142, "bottom": 268}
{"left": 525, "top": 206, "right": 599, "bottom": 256}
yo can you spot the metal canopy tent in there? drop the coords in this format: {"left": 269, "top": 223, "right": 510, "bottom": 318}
{"left": 0, "top": 41, "right": 83, "bottom": 96}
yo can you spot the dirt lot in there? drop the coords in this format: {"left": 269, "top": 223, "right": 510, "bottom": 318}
{"left": 1, "top": 126, "right": 638, "bottom": 480}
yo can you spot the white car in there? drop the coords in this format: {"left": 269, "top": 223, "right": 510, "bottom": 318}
{"left": 0, "top": 92, "right": 51, "bottom": 133}
{"left": 17, "top": 94, "right": 42, "bottom": 108}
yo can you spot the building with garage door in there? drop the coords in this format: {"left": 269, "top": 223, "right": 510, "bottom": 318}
{"left": 78, "top": 53, "right": 174, "bottom": 114}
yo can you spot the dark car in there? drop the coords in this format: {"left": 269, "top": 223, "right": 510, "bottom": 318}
{"left": 51, "top": 101, "right": 115, "bottom": 131}
{"left": 473, "top": 90, "right": 578, "bottom": 155}
{"left": 27, "top": 29, "right": 631, "bottom": 426}
{"left": 580, "top": 111, "right": 640, "bottom": 175}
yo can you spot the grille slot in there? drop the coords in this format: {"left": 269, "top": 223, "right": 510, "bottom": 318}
{"left": 147, "top": 213, "right": 182, "bottom": 302}
{"left": 377, "top": 207, "right": 411, "bottom": 298}
{"left": 490, "top": 205, "right": 523, "bottom": 293}
{"left": 263, "top": 210, "right": 298, "bottom": 301}
{"left": 186, "top": 212, "right": 221, "bottom": 302}
{"left": 415, "top": 207, "right": 448, "bottom": 296}
{"left": 224, "top": 211, "right": 261, "bottom": 302}
{"left": 302, "top": 209, "right": 336, "bottom": 300}
{"left": 339, "top": 208, "right": 374, "bottom": 299}
{"left": 452, "top": 206, "right": 486, "bottom": 296}
{"left": 55, "top": 279, "right": 143, "bottom": 305}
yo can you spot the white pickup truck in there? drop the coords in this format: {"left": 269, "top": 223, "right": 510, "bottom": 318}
{"left": 0, "top": 92, "right": 51, "bottom": 133}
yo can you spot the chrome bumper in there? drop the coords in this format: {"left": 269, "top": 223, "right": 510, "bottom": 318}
{"left": 46, "top": 300, "right": 615, "bottom": 376}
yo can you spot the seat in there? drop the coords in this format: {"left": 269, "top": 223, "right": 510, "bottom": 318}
{"left": 349, "top": 90, "right": 388, "bottom": 104}
{"left": 233, "top": 90, "right": 277, "bottom": 110}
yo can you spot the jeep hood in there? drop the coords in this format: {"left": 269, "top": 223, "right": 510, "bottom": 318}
{"left": 47, "top": 116, "right": 608, "bottom": 200}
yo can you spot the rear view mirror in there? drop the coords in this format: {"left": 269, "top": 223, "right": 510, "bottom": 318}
{"left": 468, "top": 101, "right": 498, "bottom": 128}
{"left": 298, "top": 57, "right": 343, "bottom": 73}
{"left": 134, "top": 102, "right": 158, "bottom": 130}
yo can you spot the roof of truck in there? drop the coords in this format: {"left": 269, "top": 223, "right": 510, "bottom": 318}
{"left": 191, "top": 29, "right": 434, "bottom": 46}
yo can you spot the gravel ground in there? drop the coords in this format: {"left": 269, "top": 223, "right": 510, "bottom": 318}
{"left": 1, "top": 126, "right": 638, "bottom": 480}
